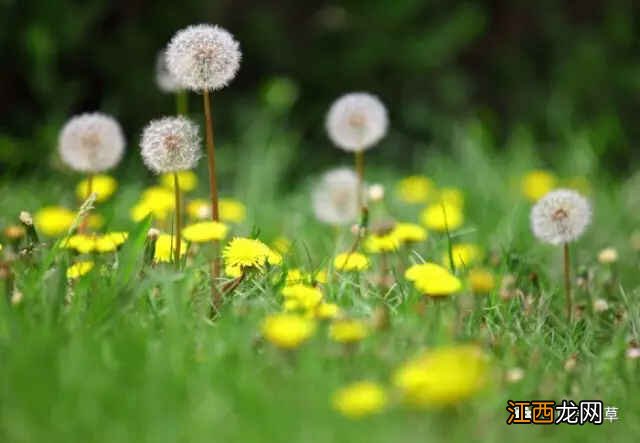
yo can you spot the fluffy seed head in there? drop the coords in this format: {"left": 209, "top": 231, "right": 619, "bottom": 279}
{"left": 166, "top": 24, "right": 241, "bottom": 91}
{"left": 530, "top": 189, "right": 592, "bottom": 245}
{"left": 326, "top": 92, "right": 388, "bottom": 152}
{"left": 58, "top": 113, "right": 125, "bottom": 173}
{"left": 155, "top": 49, "right": 184, "bottom": 93}
{"left": 312, "top": 168, "right": 361, "bottom": 225}
{"left": 140, "top": 116, "right": 201, "bottom": 174}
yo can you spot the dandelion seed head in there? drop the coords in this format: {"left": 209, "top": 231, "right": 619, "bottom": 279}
{"left": 326, "top": 92, "right": 388, "bottom": 152}
{"left": 531, "top": 189, "right": 592, "bottom": 245}
{"left": 140, "top": 116, "right": 201, "bottom": 174}
{"left": 58, "top": 113, "right": 125, "bottom": 173}
{"left": 312, "top": 168, "right": 361, "bottom": 225}
{"left": 155, "top": 49, "right": 184, "bottom": 93}
{"left": 166, "top": 24, "right": 241, "bottom": 92}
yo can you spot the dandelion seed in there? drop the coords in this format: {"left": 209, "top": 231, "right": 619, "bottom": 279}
{"left": 531, "top": 189, "right": 591, "bottom": 246}
{"left": 312, "top": 168, "right": 360, "bottom": 225}
{"left": 58, "top": 113, "right": 125, "bottom": 173}
{"left": 332, "top": 381, "right": 387, "bottom": 419}
{"left": 140, "top": 116, "right": 201, "bottom": 174}
{"left": 166, "top": 24, "right": 241, "bottom": 92}
{"left": 326, "top": 93, "right": 387, "bottom": 152}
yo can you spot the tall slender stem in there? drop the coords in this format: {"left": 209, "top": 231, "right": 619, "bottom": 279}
{"left": 355, "top": 150, "right": 365, "bottom": 211}
{"left": 203, "top": 89, "right": 221, "bottom": 314}
{"left": 173, "top": 172, "right": 182, "bottom": 268}
{"left": 202, "top": 90, "right": 219, "bottom": 221}
{"left": 176, "top": 90, "right": 188, "bottom": 116}
{"left": 79, "top": 174, "right": 94, "bottom": 234}
{"left": 563, "top": 242, "right": 572, "bottom": 322}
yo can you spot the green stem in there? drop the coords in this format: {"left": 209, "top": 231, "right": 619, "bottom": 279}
{"left": 176, "top": 90, "right": 188, "bottom": 116}
{"left": 173, "top": 172, "right": 182, "bottom": 268}
{"left": 564, "top": 242, "right": 572, "bottom": 322}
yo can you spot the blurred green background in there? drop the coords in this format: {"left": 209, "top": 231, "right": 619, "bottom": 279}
{"left": 1, "top": 0, "right": 639, "bottom": 178}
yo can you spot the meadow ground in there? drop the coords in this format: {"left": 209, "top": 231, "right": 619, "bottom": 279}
{"left": 1, "top": 121, "right": 639, "bottom": 443}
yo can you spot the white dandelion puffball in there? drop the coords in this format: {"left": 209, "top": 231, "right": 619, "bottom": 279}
{"left": 140, "top": 116, "right": 201, "bottom": 174}
{"left": 530, "top": 189, "right": 592, "bottom": 245}
{"left": 155, "top": 49, "right": 183, "bottom": 93}
{"left": 166, "top": 24, "right": 241, "bottom": 92}
{"left": 312, "top": 167, "right": 361, "bottom": 225}
{"left": 326, "top": 92, "right": 388, "bottom": 152}
{"left": 58, "top": 113, "right": 125, "bottom": 173}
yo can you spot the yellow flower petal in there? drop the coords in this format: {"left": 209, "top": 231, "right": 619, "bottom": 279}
{"left": 182, "top": 221, "right": 229, "bottom": 243}
{"left": 76, "top": 174, "right": 118, "bottom": 202}
{"left": 332, "top": 381, "right": 387, "bottom": 419}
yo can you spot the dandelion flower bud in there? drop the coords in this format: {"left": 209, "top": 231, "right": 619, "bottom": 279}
{"left": 326, "top": 92, "right": 388, "bottom": 152}
{"left": 155, "top": 49, "right": 183, "bottom": 93}
{"left": 530, "top": 189, "right": 592, "bottom": 245}
{"left": 312, "top": 168, "right": 360, "bottom": 225}
{"left": 58, "top": 113, "right": 125, "bottom": 173}
{"left": 166, "top": 24, "right": 241, "bottom": 92}
{"left": 140, "top": 116, "right": 201, "bottom": 174}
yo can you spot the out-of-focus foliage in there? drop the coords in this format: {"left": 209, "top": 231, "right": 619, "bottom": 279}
{"left": 1, "top": 0, "right": 639, "bottom": 174}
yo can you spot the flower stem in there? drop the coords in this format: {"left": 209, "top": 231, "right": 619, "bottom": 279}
{"left": 563, "top": 242, "right": 572, "bottom": 322}
{"left": 355, "top": 150, "right": 365, "bottom": 211}
{"left": 176, "top": 90, "right": 188, "bottom": 116}
{"left": 173, "top": 172, "right": 182, "bottom": 268}
{"left": 79, "top": 174, "right": 94, "bottom": 234}
{"left": 202, "top": 89, "right": 221, "bottom": 314}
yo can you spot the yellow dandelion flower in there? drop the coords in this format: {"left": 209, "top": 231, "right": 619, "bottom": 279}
{"left": 333, "top": 252, "right": 369, "bottom": 272}
{"left": 34, "top": 206, "right": 75, "bottom": 237}
{"left": 66, "top": 261, "right": 94, "bottom": 279}
{"left": 314, "top": 269, "right": 328, "bottom": 284}
{"left": 154, "top": 234, "right": 187, "bottom": 263}
{"left": 329, "top": 319, "right": 369, "bottom": 343}
{"left": 315, "top": 302, "right": 340, "bottom": 320}
{"left": 393, "top": 345, "right": 487, "bottom": 407}
{"left": 222, "top": 237, "right": 279, "bottom": 272}
{"left": 521, "top": 170, "right": 557, "bottom": 202}
{"left": 186, "top": 198, "right": 211, "bottom": 220}
{"left": 225, "top": 264, "right": 242, "bottom": 278}
{"left": 131, "top": 187, "right": 174, "bottom": 222}
{"left": 283, "top": 268, "right": 305, "bottom": 286}
{"left": 365, "top": 233, "right": 399, "bottom": 253}
{"left": 332, "top": 381, "right": 387, "bottom": 419}
{"left": 159, "top": 170, "right": 198, "bottom": 192}
{"left": 281, "top": 284, "right": 323, "bottom": 310}
{"left": 392, "top": 222, "right": 427, "bottom": 244}
{"left": 468, "top": 268, "right": 495, "bottom": 294}
{"left": 271, "top": 236, "right": 292, "bottom": 254}
{"left": 220, "top": 198, "right": 246, "bottom": 223}
{"left": 95, "top": 232, "right": 128, "bottom": 253}
{"left": 61, "top": 234, "right": 95, "bottom": 254}
{"left": 436, "top": 187, "right": 464, "bottom": 208}
{"left": 182, "top": 221, "right": 228, "bottom": 243}
{"left": 0, "top": 243, "right": 3, "bottom": 252}
{"left": 420, "top": 203, "right": 463, "bottom": 232}
{"left": 76, "top": 174, "right": 118, "bottom": 202}
{"left": 261, "top": 313, "right": 316, "bottom": 349}
{"left": 396, "top": 175, "right": 434, "bottom": 204}
{"left": 405, "top": 262, "right": 462, "bottom": 296}
{"left": 445, "top": 243, "right": 482, "bottom": 269}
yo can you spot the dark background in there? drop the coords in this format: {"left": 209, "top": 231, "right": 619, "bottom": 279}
{"left": 1, "top": 0, "right": 639, "bottom": 177}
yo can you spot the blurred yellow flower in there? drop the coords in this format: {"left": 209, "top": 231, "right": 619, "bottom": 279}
{"left": 61, "top": 234, "right": 95, "bottom": 254}
{"left": 261, "top": 313, "right": 316, "bottom": 349}
{"left": 393, "top": 345, "right": 488, "bottom": 407}
{"left": 95, "top": 232, "right": 128, "bottom": 252}
{"left": 468, "top": 268, "right": 495, "bottom": 294}
{"left": 282, "top": 284, "right": 323, "bottom": 311}
{"left": 66, "top": 261, "right": 94, "bottom": 279}
{"left": 364, "top": 233, "right": 399, "bottom": 253}
{"left": 315, "top": 302, "right": 340, "bottom": 319}
{"left": 131, "top": 187, "right": 174, "bottom": 222}
{"left": 223, "top": 237, "right": 280, "bottom": 272}
{"left": 445, "top": 243, "right": 482, "bottom": 269}
{"left": 186, "top": 199, "right": 211, "bottom": 220}
{"left": 334, "top": 252, "right": 369, "bottom": 272}
{"left": 283, "top": 268, "right": 305, "bottom": 286}
{"left": 396, "top": 175, "right": 434, "bottom": 204}
{"left": 34, "top": 206, "right": 75, "bottom": 237}
{"left": 0, "top": 243, "right": 3, "bottom": 252}
{"left": 521, "top": 170, "right": 557, "bottom": 202}
{"left": 154, "top": 234, "right": 187, "bottom": 263}
{"left": 160, "top": 170, "right": 198, "bottom": 192}
{"left": 314, "top": 269, "right": 328, "bottom": 284}
{"left": 271, "top": 236, "right": 292, "bottom": 254}
{"left": 420, "top": 203, "right": 463, "bottom": 232}
{"left": 76, "top": 174, "right": 117, "bottom": 202}
{"left": 220, "top": 198, "right": 246, "bottom": 223}
{"left": 437, "top": 187, "right": 464, "bottom": 208}
{"left": 332, "top": 381, "right": 387, "bottom": 419}
{"left": 405, "top": 262, "right": 461, "bottom": 296}
{"left": 329, "top": 319, "right": 369, "bottom": 343}
{"left": 182, "top": 221, "right": 228, "bottom": 243}
{"left": 63, "top": 232, "right": 128, "bottom": 254}
{"left": 392, "top": 222, "right": 427, "bottom": 244}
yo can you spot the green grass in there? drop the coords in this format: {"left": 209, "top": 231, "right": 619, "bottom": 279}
{"left": 1, "top": 120, "right": 639, "bottom": 443}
